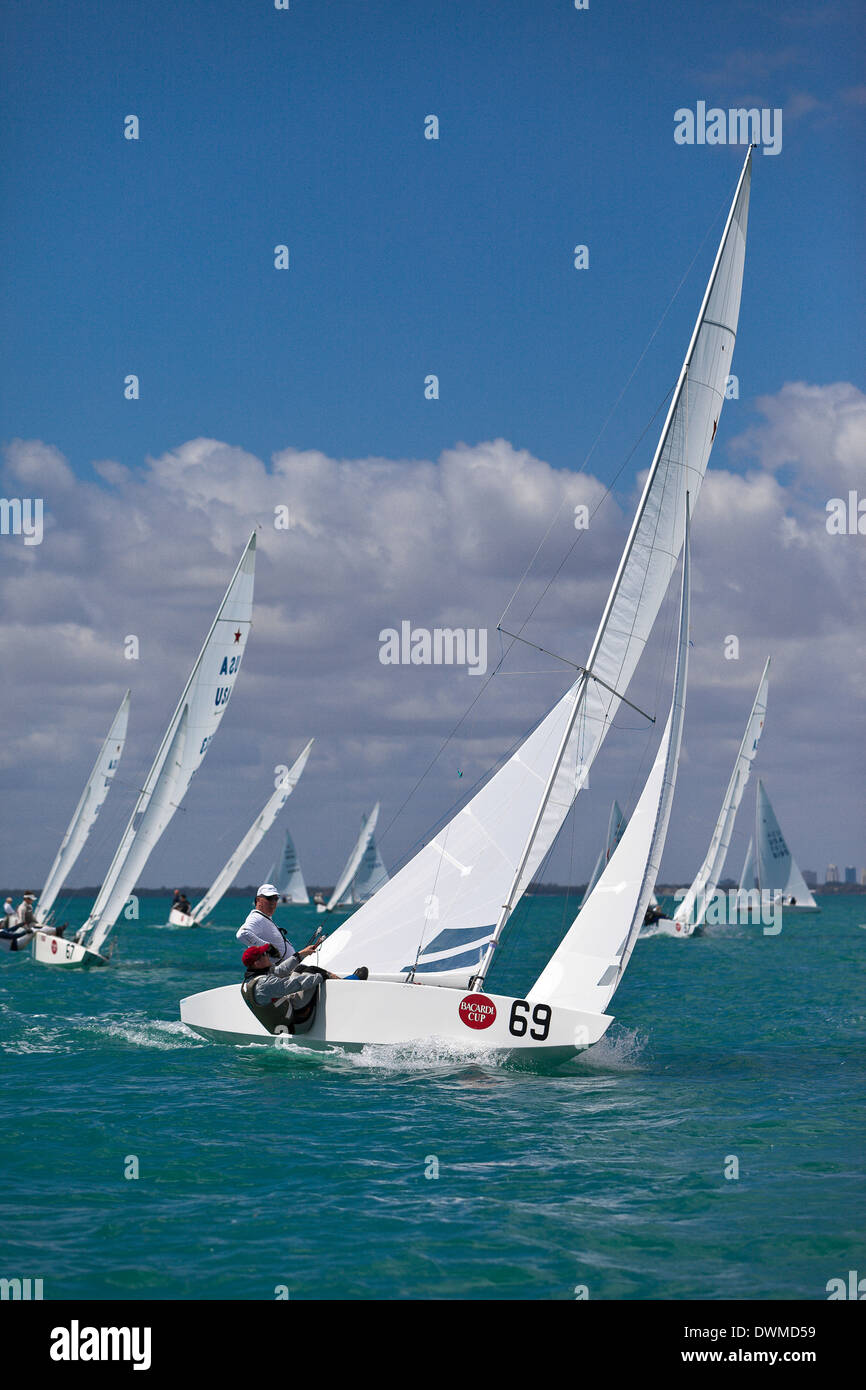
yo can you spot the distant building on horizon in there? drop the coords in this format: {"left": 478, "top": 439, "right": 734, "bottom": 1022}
{"left": 803, "top": 869, "right": 818, "bottom": 887}
{"left": 826, "top": 864, "right": 840, "bottom": 884}
{"left": 845, "top": 866, "right": 856, "bottom": 884}
{"left": 860, "top": 869, "right": 866, "bottom": 887}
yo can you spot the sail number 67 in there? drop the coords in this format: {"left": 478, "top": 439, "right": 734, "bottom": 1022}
{"left": 508, "top": 1000, "right": 551, "bottom": 1041}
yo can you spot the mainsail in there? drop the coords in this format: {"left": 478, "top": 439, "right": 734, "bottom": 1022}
{"left": 755, "top": 780, "right": 817, "bottom": 908}
{"left": 85, "top": 535, "right": 257, "bottom": 954}
{"left": 271, "top": 828, "right": 309, "bottom": 904}
{"left": 675, "top": 656, "right": 770, "bottom": 925}
{"left": 323, "top": 804, "right": 380, "bottom": 912}
{"left": 529, "top": 498, "right": 691, "bottom": 1016}
{"left": 317, "top": 149, "right": 752, "bottom": 985}
{"left": 37, "top": 691, "right": 131, "bottom": 922}
{"left": 582, "top": 799, "right": 626, "bottom": 905}
{"left": 189, "top": 739, "right": 314, "bottom": 923}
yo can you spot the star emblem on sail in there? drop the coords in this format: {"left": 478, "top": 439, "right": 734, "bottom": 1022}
{"left": 314, "top": 148, "right": 753, "bottom": 989}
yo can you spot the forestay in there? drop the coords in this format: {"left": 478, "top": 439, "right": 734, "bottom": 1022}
{"left": 528, "top": 499, "right": 691, "bottom": 1017}
{"left": 85, "top": 535, "right": 256, "bottom": 954}
{"left": 755, "top": 779, "right": 817, "bottom": 908}
{"left": 317, "top": 150, "right": 752, "bottom": 985}
{"left": 190, "top": 739, "right": 314, "bottom": 922}
{"left": 675, "top": 656, "right": 770, "bottom": 925}
{"left": 37, "top": 691, "right": 131, "bottom": 922}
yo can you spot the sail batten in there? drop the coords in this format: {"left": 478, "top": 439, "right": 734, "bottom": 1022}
{"left": 85, "top": 535, "right": 257, "bottom": 954}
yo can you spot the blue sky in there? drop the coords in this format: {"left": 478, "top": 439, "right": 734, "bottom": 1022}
{"left": 2, "top": 0, "right": 862, "bottom": 477}
{"left": 1, "top": 1, "right": 864, "bottom": 892}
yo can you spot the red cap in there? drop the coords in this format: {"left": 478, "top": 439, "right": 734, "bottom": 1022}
{"left": 242, "top": 944, "right": 271, "bottom": 967}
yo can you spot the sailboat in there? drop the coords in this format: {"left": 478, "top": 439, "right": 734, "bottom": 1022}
{"left": 179, "top": 148, "right": 753, "bottom": 1055}
{"left": 0, "top": 692, "right": 131, "bottom": 954}
{"left": 648, "top": 655, "right": 770, "bottom": 936}
{"left": 337, "top": 818, "right": 389, "bottom": 907}
{"left": 167, "top": 739, "right": 314, "bottom": 925}
{"left": 753, "top": 779, "right": 819, "bottom": 911}
{"left": 316, "top": 803, "right": 384, "bottom": 914}
{"left": 32, "top": 535, "right": 257, "bottom": 968}
{"left": 582, "top": 800, "right": 626, "bottom": 904}
{"left": 736, "top": 835, "right": 755, "bottom": 909}
{"left": 269, "top": 827, "right": 310, "bottom": 904}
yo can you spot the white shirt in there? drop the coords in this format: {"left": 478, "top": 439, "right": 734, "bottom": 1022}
{"left": 236, "top": 908, "right": 294, "bottom": 962}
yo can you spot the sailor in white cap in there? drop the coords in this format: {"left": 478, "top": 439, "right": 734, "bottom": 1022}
{"left": 236, "top": 884, "right": 321, "bottom": 966}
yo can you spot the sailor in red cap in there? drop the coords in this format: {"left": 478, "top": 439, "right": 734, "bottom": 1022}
{"left": 240, "top": 941, "right": 332, "bottom": 1035}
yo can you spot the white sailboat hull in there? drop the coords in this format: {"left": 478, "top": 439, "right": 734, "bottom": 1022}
{"left": 641, "top": 915, "right": 695, "bottom": 939}
{"left": 31, "top": 931, "right": 108, "bottom": 969}
{"left": 180, "top": 978, "right": 612, "bottom": 1060}
{"left": 167, "top": 908, "right": 197, "bottom": 927}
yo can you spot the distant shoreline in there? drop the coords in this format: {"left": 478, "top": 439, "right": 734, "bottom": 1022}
{"left": 8, "top": 882, "right": 864, "bottom": 898}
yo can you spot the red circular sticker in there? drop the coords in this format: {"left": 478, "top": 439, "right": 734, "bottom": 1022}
{"left": 50, "top": 938, "right": 57, "bottom": 954}
{"left": 459, "top": 994, "right": 496, "bottom": 1030}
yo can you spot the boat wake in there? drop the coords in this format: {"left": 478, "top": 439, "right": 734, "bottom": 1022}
{"left": 576, "top": 1026, "right": 648, "bottom": 1071}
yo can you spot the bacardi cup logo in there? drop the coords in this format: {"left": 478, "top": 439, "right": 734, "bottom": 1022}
{"left": 459, "top": 994, "right": 496, "bottom": 1030}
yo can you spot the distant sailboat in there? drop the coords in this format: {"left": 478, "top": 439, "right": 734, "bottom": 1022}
{"left": 269, "top": 828, "right": 310, "bottom": 905}
{"left": 0, "top": 692, "right": 131, "bottom": 954}
{"left": 33, "top": 535, "right": 257, "bottom": 968}
{"left": 754, "top": 779, "right": 819, "bottom": 912}
{"left": 736, "top": 835, "right": 755, "bottom": 908}
{"left": 649, "top": 656, "right": 770, "bottom": 936}
{"left": 338, "top": 825, "right": 389, "bottom": 906}
{"left": 582, "top": 800, "right": 626, "bottom": 904}
{"left": 179, "top": 144, "right": 754, "bottom": 1053}
{"left": 318, "top": 803, "right": 385, "bottom": 913}
{"left": 168, "top": 739, "right": 314, "bottom": 925}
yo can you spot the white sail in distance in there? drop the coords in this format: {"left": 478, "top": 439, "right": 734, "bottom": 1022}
{"left": 675, "top": 656, "right": 770, "bottom": 925}
{"left": 737, "top": 835, "right": 756, "bottom": 905}
{"left": 324, "top": 804, "right": 380, "bottom": 912}
{"left": 582, "top": 799, "right": 626, "bottom": 905}
{"left": 189, "top": 740, "right": 313, "bottom": 923}
{"left": 529, "top": 498, "right": 691, "bottom": 1016}
{"left": 272, "top": 828, "right": 309, "bottom": 904}
{"left": 755, "top": 780, "right": 817, "bottom": 909}
{"left": 339, "top": 830, "right": 389, "bottom": 905}
{"left": 36, "top": 691, "right": 131, "bottom": 922}
{"left": 317, "top": 150, "right": 752, "bottom": 984}
{"left": 85, "top": 535, "right": 257, "bottom": 954}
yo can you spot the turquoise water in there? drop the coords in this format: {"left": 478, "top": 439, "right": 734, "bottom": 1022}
{"left": 1, "top": 893, "right": 863, "bottom": 1300}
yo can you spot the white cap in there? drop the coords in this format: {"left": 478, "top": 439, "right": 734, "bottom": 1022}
{"left": 256, "top": 884, "right": 279, "bottom": 898}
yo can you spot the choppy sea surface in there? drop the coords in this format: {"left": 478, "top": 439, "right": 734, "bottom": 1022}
{"left": 1, "top": 893, "right": 863, "bottom": 1300}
